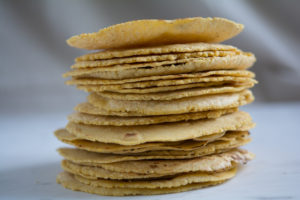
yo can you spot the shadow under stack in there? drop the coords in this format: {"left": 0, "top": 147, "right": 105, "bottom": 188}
{"left": 54, "top": 17, "right": 257, "bottom": 196}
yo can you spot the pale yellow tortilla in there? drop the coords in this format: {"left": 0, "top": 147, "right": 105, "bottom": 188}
{"left": 57, "top": 131, "right": 251, "bottom": 163}
{"left": 76, "top": 79, "right": 256, "bottom": 93}
{"left": 57, "top": 172, "right": 226, "bottom": 196}
{"left": 61, "top": 160, "right": 179, "bottom": 180}
{"left": 71, "top": 76, "right": 255, "bottom": 91}
{"left": 63, "top": 54, "right": 255, "bottom": 79}
{"left": 67, "top": 17, "right": 244, "bottom": 50}
{"left": 68, "top": 107, "right": 237, "bottom": 126}
{"left": 66, "top": 70, "right": 255, "bottom": 85}
{"left": 72, "top": 50, "right": 236, "bottom": 68}
{"left": 95, "top": 84, "right": 253, "bottom": 101}
{"left": 75, "top": 43, "right": 238, "bottom": 61}
{"left": 87, "top": 90, "right": 254, "bottom": 115}
{"left": 55, "top": 129, "right": 231, "bottom": 154}
{"left": 67, "top": 75, "right": 255, "bottom": 87}
{"left": 67, "top": 149, "right": 254, "bottom": 174}
{"left": 78, "top": 81, "right": 250, "bottom": 93}
{"left": 74, "top": 167, "right": 237, "bottom": 189}
{"left": 60, "top": 150, "right": 249, "bottom": 180}
{"left": 65, "top": 111, "right": 255, "bottom": 145}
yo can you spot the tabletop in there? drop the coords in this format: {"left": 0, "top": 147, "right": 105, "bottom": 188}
{"left": 0, "top": 102, "right": 299, "bottom": 200}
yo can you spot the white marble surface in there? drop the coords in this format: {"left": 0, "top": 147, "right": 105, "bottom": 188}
{"left": 0, "top": 103, "right": 299, "bottom": 200}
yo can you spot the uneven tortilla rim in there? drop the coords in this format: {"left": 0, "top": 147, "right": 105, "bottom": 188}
{"left": 70, "top": 76, "right": 256, "bottom": 89}
{"left": 61, "top": 159, "right": 185, "bottom": 180}
{"left": 55, "top": 129, "right": 241, "bottom": 154}
{"left": 57, "top": 172, "right": 227, "bottom": 196}
{"left": 67, "top": 107, "right": 238, "bottom": 126}
{"left": 65, "top": 111, "right": 255, "bottom": 145}
{"left": 72, "top": 50, "right": 237, "bottom": 68}
{"left": 69, "top": 55, "right": 255, "bottom": 80}
{"left": 82, "top": 149, "right": 255, "bottom": 174}
{"left": 66, "top": 17, "right": 244, "bottom": 50}
{"left": 73, "top": 167, "right": 237, "bottom": 189}
{"left": 56, "top": 131, "right": 251, "bottom": 163}
{"left": 66, "top": 70, "right": 255, "bottom": 85}
{"left": 95, "top": 84, "right": 254, "bottom": 101}
{"left": 87, "top": 90, "right": 254, "bottom": 116}
{"left": 75, "top": 42, "right": 239, "bottom": 61}
{"left": 59, "top": 150, "right": 247, "bottom": 180}
{"left": 63, "top": 54, "right": 255, "bottom": 77}
{"left": 78, "top": 81, "right": 254, "bottom": 93}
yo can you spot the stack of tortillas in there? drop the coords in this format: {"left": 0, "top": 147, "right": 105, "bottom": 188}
{"left": 55, "top": 17, "right": 257, "bottom": 196}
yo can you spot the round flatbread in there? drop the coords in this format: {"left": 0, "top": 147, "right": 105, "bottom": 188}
{"left": 87, "top": 90, "right": 253, "bottom": 115}
{"left": 76, "top": 78, "right": 256, "bottom": 93}
{"left": 67, "top": 108, "right": 237, "bottom": 126}
{"left": 57, "top": 131, "right": 251, "bottom": 163}
{"left": 75, "top": 43, "right": 238, "bottom": 61}
{"left": 55, "top": 129, "right": 229, "bottom": 154}
{"left": 67, "top": 75, "right": 255, "bottom": 88}
{"left": 66, "top": 17, "right": 244, "bottom": 50}
{"left": 72, "top": 50, "right": 236, "bottom": 68}
{"left": 65, "top": 111, "right": 254, "bottom": 145}
{"left": 57, "top": 172, "right": 226, "bottom": 196}
{"left": 66, "top": 70, "right": 255, "bottom": 85}
{"left": 74, "top": 167, "right": 237, "bottom": 189}
{"left": 78, "top": 81, "right": 247, "bottom": 93}
{"left": 60, "top": 150, "right": 251, "bottom": 180}
{"left": 71, "top": 77, "right": 255, "bottom": 92}
{"left": 64, "top": 54, "right": 255, "bottom": 79}
{"left": 95, "top": 85, "right": 254, "bottom": 101}
{"left": 64, "top": 149, "right": 254, "bottom": 174}
{"left": 61, "top": 160, "right": 177, "bottom": 180}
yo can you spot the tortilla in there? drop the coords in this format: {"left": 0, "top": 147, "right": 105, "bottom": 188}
{"left": 63, "top": 54, "right": 255, "bottom": 79}
{"left": 68, "top": 107, "right": 237, "bottom": 126}
{"left": 57, "top": 131, "right": 251, "bottom": 163}
{"left": 72, "top": 50, "right": 236, "bottom": 68}
{"left": 60, "top": 149, "right": 249, "bottom": 180}
{"left": 87, "top": 90, "right": 254, "bottom": 115}
{"left": 95, "top": 85, "right": 254, "bottom": 101}
{"left": 78, "top": 81, "right": 252, "bottom": 93}
{"left": 75, "top": 42, "right": 238, "bottom": 61}
{"left": 73, "top": 77, "right": 255, "bottom": 92}
{"left": 61, "top": 160, "right": 178, "bottom": 180}
{"left": 66, "top": 17, "right": 244, "bottom": 50}
{"left": 65, "top": 111, "right": 254, "bottom": 145}
{"left": 66, "top": 70, "right": 255, "bottom": 85}
{"left": 57, "top": 172, "right": 226, "bottom": 196}
{"left": 55, "top": 129, "right": 230, "bottom": 154}
{"left": 74, "top": 167, "right": 236, "bottom": 189}
{"left": 75, "top": 42, "right": 240, "bottom": 62}
{"left": 67, "top": 149, "right": 254, "bottom": 174}
{"left": 67, "top": 76, "right": 255, "bottom": 88}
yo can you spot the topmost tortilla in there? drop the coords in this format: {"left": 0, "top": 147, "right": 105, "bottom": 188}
{"left": 67, "top": 17, "right": 244, "bottom": 50}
